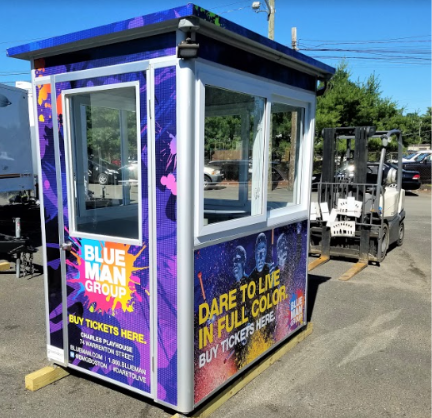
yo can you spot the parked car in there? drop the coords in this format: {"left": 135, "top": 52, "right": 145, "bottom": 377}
{"left": 88, "top": 158, "right": 120, "bottom": 185}
{"left": 204, "top": 165, "right": 223, "bottom": 189}
{"left": 207, "top": 160, "right": 286, "bottom": 186}
{"left": 402, "top": 154, "right": 431, "bottom": 183}
{"left": 402, "top": 150, "right": 432, "bottom": 163}
{"left": 119, "top": 160, "right": 138, "bottom": 183}
{"left": 367, "top": 162, "right": 422, "bottom": 191}
{"left": 312, "top": 162, "right": 422, "bottom": 191}
{"left": 207, "top": 160, "right": 250, "bottom": 182}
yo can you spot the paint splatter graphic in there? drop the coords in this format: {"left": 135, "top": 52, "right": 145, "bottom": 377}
{"left": 193, "top": 222, "right": 308, "bottom": 403}
{"left": 67, "top": 238, "right": 146, "bottom": 314}
{"left": 288, "top": 290, "right": 305, "bottom": 330}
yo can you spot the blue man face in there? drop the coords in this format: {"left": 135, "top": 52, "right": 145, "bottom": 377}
{"left": 232, "top": 253, "right": 245, "bottom": 282}
{"left": 277, "top": 238, "right": 288, "bottom": 269}
{"left": 255, "top": 242, "right": 267, "bottom": 273}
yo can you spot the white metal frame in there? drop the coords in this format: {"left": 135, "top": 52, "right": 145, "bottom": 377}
{"left": 62, "top": 81, "right": 143, "bottom": 246}
{"left": 194, "top": 60, "right": 316, "bottom": 244}
{"left": 195, "top": 62, "right": 268, "bottom": 238}
{"left": 266, "top": 95, "right": 315, "bottom": 227}
{"left": 30, "top": 68, "right": 66, "bottom": 364}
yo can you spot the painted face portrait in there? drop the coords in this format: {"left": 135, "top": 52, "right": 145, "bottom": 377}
{"left": 277, "top": 233, "right": 288, "bottom": 269}
{"left": 232, "top": 246, "right": 246, "bottom": 282}
{"left": 255, "top": 234, "right": 267, "bottom": 273}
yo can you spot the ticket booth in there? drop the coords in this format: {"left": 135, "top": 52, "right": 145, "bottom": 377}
{"left": 8, "top": 4, "right": 334, "bottom": 413}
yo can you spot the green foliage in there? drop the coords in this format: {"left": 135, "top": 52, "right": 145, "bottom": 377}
{"left": 86, "top": 106, "right": 137, "bottom": 162}
{"left": 315, "top": 62, "right": 430, "bottom": 155}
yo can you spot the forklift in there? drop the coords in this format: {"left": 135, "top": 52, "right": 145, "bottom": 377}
{"left": 309, "top": 127, "right": 405, "bottom": 280}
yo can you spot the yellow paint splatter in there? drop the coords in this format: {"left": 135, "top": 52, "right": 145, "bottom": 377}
{"left": 240, "top": 330, "right": 273, "bottom": 368}
{"left": 38, "top": 84, "right": 51, "bottom": 106}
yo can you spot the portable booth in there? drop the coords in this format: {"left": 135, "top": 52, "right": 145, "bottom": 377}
{"left": 8, "top": 5, "right": 334, "bottom": 413}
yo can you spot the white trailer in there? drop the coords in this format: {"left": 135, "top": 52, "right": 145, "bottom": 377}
{"left": 0, "top": 83, "right": 34, "bottom": 195}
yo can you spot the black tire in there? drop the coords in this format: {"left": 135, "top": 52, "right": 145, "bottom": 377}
{"left": 204, "top": 174, "right": 212, "bottom": 190}
{"left": 396, "top": 221, "right": 405, "bottom": 246}
{"left": 98, "top": 172, "right": 109, "bottom": 185}
{"left": 379, "top": 224, "right": 390, "bottom": 262}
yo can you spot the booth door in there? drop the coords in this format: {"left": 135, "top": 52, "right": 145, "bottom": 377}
{"left": 58, "top": 76, "right": 152, "bottom": 396}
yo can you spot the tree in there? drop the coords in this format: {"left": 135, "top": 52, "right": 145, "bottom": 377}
{"left": 86, "top": 106, "right": 137, "bottom": 163}
{"left": 315, "top": 62, "right": 428, "bottom": 155}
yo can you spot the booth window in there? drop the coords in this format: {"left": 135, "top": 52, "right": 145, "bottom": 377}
{"left": 267, "top": 104, "right": 304, "bottom": 212}
{"left": 67, "top": 86, "right": 140, "bottom": 241}
{"left": 203, "top": 85, "right": 265, "bottom": 226}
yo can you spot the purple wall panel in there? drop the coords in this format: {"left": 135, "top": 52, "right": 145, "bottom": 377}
{"left": 36, "top": 85, "right": 64, "bottom": 348}
{"left": 154, "top": 66, "right": 178, "bottom": 405}
{"left": 33, "top": 34, "right": 175, "bottom": 77}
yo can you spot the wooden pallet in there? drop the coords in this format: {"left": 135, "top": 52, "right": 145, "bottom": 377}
{"left": 0, "top": 260, "right": 10, "bottom": 271}
{"left": 173, "top": 323, "right": 313, "bottom": 418}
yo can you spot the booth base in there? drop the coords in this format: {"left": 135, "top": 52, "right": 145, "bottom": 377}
{"left": 0, "top": 260, "right": 10, "bottom": 271}
{"left": 174, "top": 323, "right": 313, "bottom": 418}
{"left": 25, "top": 366, "right": 69, "bottom": 392}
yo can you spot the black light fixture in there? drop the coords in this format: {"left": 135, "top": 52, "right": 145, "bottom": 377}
{"left": 177, "top": 32, "right": 199, "bottom": 59}
{"left": 0, "top": 94, "right": 12, "bottom": 108}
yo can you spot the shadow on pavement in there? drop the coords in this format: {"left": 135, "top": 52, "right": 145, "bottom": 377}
{"left": 405, "top": 191, "right": 420, "bottom": 197}
{"left": 307, "top": 273, "right": 332, "bottom": 322}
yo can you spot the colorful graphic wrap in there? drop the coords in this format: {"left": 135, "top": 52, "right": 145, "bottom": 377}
{"left": 34, "top": 28, "right": 181, "bottom": 403}
{"left": 193, "top": 221, "right": 308, "bottom": 403}
{"left": 59, "top": 71, "right": 151, "bottom": 394}
{"left": 154, "top": 66, "right": 177, "bottom": 405}
{"left": 67, "top": 236, "right": 150, "bottom": 391}
{"left": 36, "top": 81, "right": 64, "bottom": 348}
{"left": 67, "top": 239, "right": 146, "bottom": 313}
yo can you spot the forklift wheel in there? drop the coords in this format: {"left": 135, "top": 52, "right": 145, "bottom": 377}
{"left": 396, "top": 221, "right": 405, "bottom": 246}
{"left": 380, "top": 224, "right": 390, "bottom": 262}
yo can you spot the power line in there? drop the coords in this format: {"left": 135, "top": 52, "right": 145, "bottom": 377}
{"left": 0, "top": 81, "right": 28, "bottom": 85}
{"left": 218, "top": 5, "right": 252, "bottom": 14}
{"left": 0, "top": 72, "right": 29, "bottom": 76}
{"left": 0, "top": 35, "right": 55, "bottom": 46}
{"left": 209, "top": 0, "right": 251, "bottom": 10}
{"left": 300, "top": 35, "right": 431, "bottom": 43}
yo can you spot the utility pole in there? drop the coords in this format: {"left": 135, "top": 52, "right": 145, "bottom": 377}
{"left": 291, "top": 27, "right": 299, "bottom": 51}
{"left": 252, "top": 1, "right": 275, "bottom": 40}
{"left": 267, "top": 0, "right": 275, "bottom": 40}
{"left": 418, "top": 120, "right": 423, "bottom": 143}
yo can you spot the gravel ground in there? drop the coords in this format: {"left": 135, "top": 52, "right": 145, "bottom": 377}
{"left": 0, "top": 191, "right": 430, "bottom": 418}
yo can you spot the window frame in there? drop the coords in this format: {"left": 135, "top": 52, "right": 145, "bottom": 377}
{"left": 194, "top": 61, "right": 316, "bottom": 242}
{"left": 62, "top": 81, "right": 143, "bottom": 246}
{"left": 195, "top": 65, "right": 269, "bottom": 237}
{"left": 265, "top": 95, "right": 313, "bottom": 227}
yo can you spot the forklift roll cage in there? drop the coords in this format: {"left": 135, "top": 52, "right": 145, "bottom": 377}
{"left": 310, "top": 126, "right": 405, "bottom": 266}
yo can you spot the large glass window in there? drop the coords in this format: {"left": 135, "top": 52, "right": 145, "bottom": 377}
{"left": 67, "top": 86, "right": 140, "bottom": 240}
{"left": 267, "top": 104, "right": 304, "bottom": 211}
{"left": 203, "top": 85, "right": 265, "bottom": 226}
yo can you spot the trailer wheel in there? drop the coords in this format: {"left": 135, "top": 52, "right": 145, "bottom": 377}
{"left": 380, "top": 224, "right": 390, "bottom": 262}
{"left": 98, "top": 173, "right": 109, "bottom": 185}
{"left": 396, "top": 221, "right": 404, "bottom": 246}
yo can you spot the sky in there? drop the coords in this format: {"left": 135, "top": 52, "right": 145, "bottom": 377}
{"left": 1, "top": 0, "right": 430, "bottom": 115}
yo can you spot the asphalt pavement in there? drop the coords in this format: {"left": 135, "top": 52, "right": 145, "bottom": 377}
{"left": 0, "top": 191, "right": 430, "bottom": 418}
